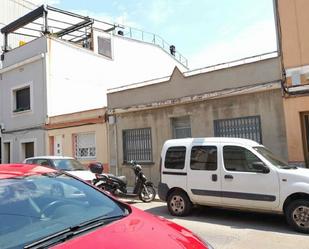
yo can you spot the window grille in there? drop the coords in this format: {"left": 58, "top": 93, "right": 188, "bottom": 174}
{"left": 123, "top": 128, "right": 152, "bottom": 163}
{"left": 214, "top": 116, "right": 262, "bottom": 143}
{"left": 74, "top": 133, "right": 96, "bottom": 159}
{"left": 172, "top": 116, "right": 191, "bottom": 139}
{"left": 97, "top": 36, "right": 112, "bottom": 58}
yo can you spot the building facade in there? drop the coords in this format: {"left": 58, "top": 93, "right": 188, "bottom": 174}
{"left": 45, "top": 108, "right": 109, "bottom": 169}
{"left": 275, "top": 0, "right": 309, "bottom": 167}
{"left": 0, "top": 6, "right": 187, "bottom": 163}
{"left": 107, "top": 55, "right": 288, "bottom": 185}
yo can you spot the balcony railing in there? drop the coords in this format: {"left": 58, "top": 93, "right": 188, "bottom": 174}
{"left": 113, "top": 25, "right": 188, "bottom": 68}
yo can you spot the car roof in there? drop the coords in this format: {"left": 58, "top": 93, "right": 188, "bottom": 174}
{"left": 24, "top": 156, "right": 74, "bottom": 160}
{"left": 0, "top": 164, "right": 57, "bottom": 179}
{"left": 163, "top": 137, "right": 261, "bottom": 147}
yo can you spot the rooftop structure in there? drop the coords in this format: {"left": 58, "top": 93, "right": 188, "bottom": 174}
{"left": 1, "top": 4, "right": 188, "bottom": 67}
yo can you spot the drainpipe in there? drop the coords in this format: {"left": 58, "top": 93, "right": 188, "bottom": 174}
{"left": 114, "top": 115, "right": 119, "bottom": 176}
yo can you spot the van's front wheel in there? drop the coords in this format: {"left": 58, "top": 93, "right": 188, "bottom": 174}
{"left": 167, "top": 191, "right": 192, "bottom": 216}
{"left": 286, "top": 199, "right": 309, "bottom": 234}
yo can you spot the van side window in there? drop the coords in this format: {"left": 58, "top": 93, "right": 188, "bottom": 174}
{"left": 165, "top": 146, "right": 186, "bottom": 169}
{"left": 223, "top": 146, "right": 263, "bottom": 172}
{"left": 190, "top": 146, "right": 217, "bottom": 170}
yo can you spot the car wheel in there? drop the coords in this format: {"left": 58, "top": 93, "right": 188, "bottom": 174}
{"left": 167, "top": 190, "right": 192, "bottom": 216}
{"left": 286, "top": 199, "right": 309, "bottom": 233}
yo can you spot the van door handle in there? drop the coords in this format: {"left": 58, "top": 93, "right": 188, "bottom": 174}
{"left": 224, "top": 175, "right": 233, "bottom": 179}
{"left": 212, "top": 174, "right": 217, "bottom": 182}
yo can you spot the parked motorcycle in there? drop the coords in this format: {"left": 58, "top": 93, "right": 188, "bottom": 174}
{"left": 89, "top": 161, "right": 156, "bottom": 202}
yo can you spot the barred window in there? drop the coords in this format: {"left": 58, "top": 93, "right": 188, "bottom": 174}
{"left": 74, "top": 133, "right": 96, "bottom": 160}
{"left": 171, "top": 116, "right": 191, "bottom": 139}
{"left": 98, "top": 36, "right": 112, "bottom": 58}
{"left": 214, "top": 116, "right": 262, "bottom": 143}
{"left": 123, "top": 128, "right": 152, "bottom": 163}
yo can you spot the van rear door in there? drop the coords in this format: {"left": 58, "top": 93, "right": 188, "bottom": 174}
{"left": 187, "top": 144, "right": 222, "bottom": 205}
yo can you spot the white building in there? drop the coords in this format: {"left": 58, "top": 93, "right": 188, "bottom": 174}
{"left": 0, "top": 5, "right": 187, "bottom": 163}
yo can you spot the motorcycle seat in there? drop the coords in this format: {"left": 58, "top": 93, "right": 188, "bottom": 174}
{"left": 109, "top": 175, "right": 127, "bottom": 185}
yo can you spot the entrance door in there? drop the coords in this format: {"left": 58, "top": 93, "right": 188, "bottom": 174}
{"left": 301, "top": 113, "right": 309, "bottom": 167}
{"left": 221, "top": 145, "right": 279, "bottom": 209}
{"left": 187, "top": 144, "right": 222, "bottom": 205}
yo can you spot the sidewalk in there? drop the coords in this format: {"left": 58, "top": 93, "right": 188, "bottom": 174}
{"left": 121, "top": 187, "right": 161, "bottom": 202}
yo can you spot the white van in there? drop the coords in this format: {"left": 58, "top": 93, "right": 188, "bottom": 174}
{"left": 158, "top": 137, "right": 309, "bottom": 233}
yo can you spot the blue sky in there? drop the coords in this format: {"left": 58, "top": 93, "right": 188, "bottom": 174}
{"left": 36, "top": 0, "right": 277, "bottom": 69}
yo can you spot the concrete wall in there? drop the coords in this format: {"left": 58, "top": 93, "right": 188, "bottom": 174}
{"left": 109, "top": 89, "right": 287, "bottom": 186}
{"left": 278, "top": 0, "right": 309, "bottom": 69}
{"left": 108, "top": 57, "right": 281, "bottom": 109}
{"left": 0, "top": 36, "right": 47, "bottom": 163}
{"left": 0, "top": 55, "right": 47, "bottom": 131}
{"left": 2, "top": 37, "right": 47, "bottom": 67}
{"left": 1, "top": 129, "right": 45, "bottom": 163}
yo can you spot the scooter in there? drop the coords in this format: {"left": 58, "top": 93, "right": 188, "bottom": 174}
{"left": 89, "top": 161, "right": 156, "bottom": 202}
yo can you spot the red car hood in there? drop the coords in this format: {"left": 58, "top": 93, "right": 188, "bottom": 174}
{"left": 53, "top": 207, "right": 207, "bottom": 249}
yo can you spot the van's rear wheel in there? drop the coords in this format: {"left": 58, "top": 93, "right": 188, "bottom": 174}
{"left": 167, "top": 191, "right": 192, "bottom": 216}
{"left": 286, "top": 199, "right": 309, "bottom": 234}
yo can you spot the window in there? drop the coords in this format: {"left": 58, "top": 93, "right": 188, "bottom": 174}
{"left": 214, "top": 116, "right": 262, "bottom": 143}
{"left": 97, "top": 36, "right": 112, "bottom": 58}
{"left": 74, "top": 133, "right": 96, "bottom": 160}
{"left": 190, "top": 146, "right": 217, "bottom": 170}
{"left": 165, "top": 146, "right": 186, "bottom": 169}
{"left": 171, "top": 116, "right": 191, "bottom": 139}
{"left": 13, "top": 87, "right": 30, "bottom": 112}
{"left": 123, "top": 128, "right": 152, "bottom": 163}
{"left": 223, "top": 146, "right": 263, "bottom": 172}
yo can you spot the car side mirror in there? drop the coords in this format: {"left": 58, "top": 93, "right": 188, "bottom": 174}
{"left": 252, "top": 162, "right": 270, "bottom": 174}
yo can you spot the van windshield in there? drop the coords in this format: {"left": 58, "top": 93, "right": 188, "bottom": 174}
{"left": 253, "top": 146, "right": 290, "bottom": 168}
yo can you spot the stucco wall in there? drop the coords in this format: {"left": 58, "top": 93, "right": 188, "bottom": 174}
{"left": 283, "top": 95, "right": 309, "bottom": 165}
{"left": 47, "top": 34, "right": 187, "bottom": 116}
{"left": 109, "top": 89, "right": 287, "bottom": 186}
{"left": 46, "top": 123, "right": 109, "bottom": 166}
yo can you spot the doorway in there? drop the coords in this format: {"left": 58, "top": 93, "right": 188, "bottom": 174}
{"left": 301, "top": 112, "right": 309, "bottom": 168}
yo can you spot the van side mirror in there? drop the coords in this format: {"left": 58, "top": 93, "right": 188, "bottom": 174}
{"left": 252, "top": 162, "right": 270, "bottom": 174}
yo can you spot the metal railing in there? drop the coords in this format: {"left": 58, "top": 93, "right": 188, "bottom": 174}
{"left": 113, "top": 25, "right": 188, "bottom": 68}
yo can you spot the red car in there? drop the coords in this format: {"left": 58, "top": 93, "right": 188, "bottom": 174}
{"left": 0, "top": 164, "right": 213, "bottom": 249}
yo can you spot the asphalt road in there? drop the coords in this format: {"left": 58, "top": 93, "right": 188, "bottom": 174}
{"left": 128, "top": 200, "right": 309, "bottom": 249}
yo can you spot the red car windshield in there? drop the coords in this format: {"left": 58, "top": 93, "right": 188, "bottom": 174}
{"left": 0, "top": 173, "right": 127, "bottom": 249}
